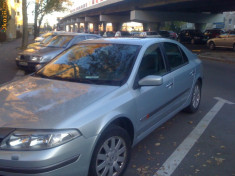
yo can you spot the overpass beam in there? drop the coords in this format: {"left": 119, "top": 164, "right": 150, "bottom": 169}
{"left": 85, "top": 16, "right": 99, "bottom": 23}
{"left": 131, "top": 10, "right": 224, "bottom": 23}
{"left": 100, "top": 15, "right": 129, "bottom": 23}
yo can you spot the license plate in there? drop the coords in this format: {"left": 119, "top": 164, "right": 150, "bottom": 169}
{"left": 19, "top": 62, "right": 28, "bottom": 66}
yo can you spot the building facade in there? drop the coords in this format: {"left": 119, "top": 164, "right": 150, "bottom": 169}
{"left": 224, "top": 12, "right": 235, "bottom": 31}
{"left": 6, "top": 0, "right": 23, "bottom": 40}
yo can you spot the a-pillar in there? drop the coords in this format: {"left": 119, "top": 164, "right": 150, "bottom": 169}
{"left": 195, "top": 23, "right": 206, "bottom": 31}
{"left": 112, "top": 22, "right": 122, "bottom": 32}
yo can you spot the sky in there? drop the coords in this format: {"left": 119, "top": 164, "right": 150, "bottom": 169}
{"left": 27, "top": 0, "right": 76, "bottom": 26}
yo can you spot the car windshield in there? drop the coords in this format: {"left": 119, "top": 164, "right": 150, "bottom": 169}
{"left": 41, "top": 35, "right": 56, "bottom": 45}
{"left": 35, "top": 43, "right": 140, "bottom": 86}
{"left": 45, "top": 35, "right": 74, "bottom": 48}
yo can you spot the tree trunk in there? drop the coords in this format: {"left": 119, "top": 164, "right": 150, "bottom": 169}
{"left": 34, "top": 0, "right": 39, "bottom": 38}
{"left": 21, "top": 0, "right": 28, "bottom": 49}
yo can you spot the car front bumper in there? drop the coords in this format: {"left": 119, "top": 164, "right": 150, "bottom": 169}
{"left": 0, "top": 135, "right": 97, "bottom": 176}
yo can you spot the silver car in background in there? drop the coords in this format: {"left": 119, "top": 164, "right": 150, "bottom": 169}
{"left": 207, "top": 30, "right": 235, "bottom": 51}
{"left": 0, "top": 38, "right": 203, "bottom": 176}
{"left": 16, "top": 32, "right": 101, "bottom": 71}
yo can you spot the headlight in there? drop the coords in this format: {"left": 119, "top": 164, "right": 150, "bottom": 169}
{"left": 0, "top": 129, "right": 81, "bottom": 150}
{"left": 16, "top": 55, "right": 21, "bottom": 60}
{"left": 31, "top": 56, "right": 42, "bottom": 62}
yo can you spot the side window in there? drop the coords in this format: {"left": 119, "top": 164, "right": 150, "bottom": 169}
{"left": 138, "top": 44, "right": 167, "bottom": 79}
{"left": 164, "top": 42, "right": 185, "bottom": 70}
{"left": 73, "top": 36, "right": 86, "bottom": 44}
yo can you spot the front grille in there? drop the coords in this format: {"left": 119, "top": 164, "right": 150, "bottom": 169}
{"left": 20, "top": 55, "right": 31, "bottom": 61}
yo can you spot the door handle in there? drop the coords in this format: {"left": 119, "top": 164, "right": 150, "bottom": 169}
{"left": 189, "top": 70, "right": 195, "bottom": 76}
{"left": 166, "top": 82, "right": 173, "bottom": 88}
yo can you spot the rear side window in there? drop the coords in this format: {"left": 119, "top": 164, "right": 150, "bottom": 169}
{"left": 163, "top": 42, "right": 188, "bottom": 70}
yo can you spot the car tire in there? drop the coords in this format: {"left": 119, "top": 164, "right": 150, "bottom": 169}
{"left": 184, "top": 81, "right": 201, "bottom": 113}
{"left": 88, "top": 125, "right": 131, "bottom": 176}
{"left": 209, "top": 42, "right": 215, "bottom": 50}
{"left": 191, "top": 38, "right": 195, "bottom": 44}
{"left": 233, "top": 44, "right": 235, "bottom": 51}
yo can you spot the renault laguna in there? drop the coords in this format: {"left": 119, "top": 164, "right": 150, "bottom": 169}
{"left": 0, "top": 38, "right": 203, "bottom": 176}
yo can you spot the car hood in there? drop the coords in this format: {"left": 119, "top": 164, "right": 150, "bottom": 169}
{"left": 0, "top": 76, "right": 118, "bottom": 129}
{"left": 19, "top": 47, "right": 64, "bottom": 56}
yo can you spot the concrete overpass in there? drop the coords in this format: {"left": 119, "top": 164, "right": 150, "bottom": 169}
{"left": 59, "top": 0, "right": 235, "bottom": 32}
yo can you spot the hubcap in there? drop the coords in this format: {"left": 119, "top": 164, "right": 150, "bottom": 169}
{"left": 96, "top": 136, "right": 127, "bottom": 176}
{"left": 192, "top": 84, "right": 200, "bottom": 109}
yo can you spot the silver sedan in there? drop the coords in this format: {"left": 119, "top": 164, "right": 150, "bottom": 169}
{"left": 0, "top": 38, "right": 203, "bottom": 176}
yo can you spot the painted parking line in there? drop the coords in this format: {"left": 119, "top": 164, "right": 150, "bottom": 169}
{"left": 153, "top": 97, "right": 234, "bottom": 176}
{"left": 12, "top": 70, "right": 25, "bottom": 81}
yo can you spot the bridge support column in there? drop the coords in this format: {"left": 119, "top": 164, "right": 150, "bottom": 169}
{"left": 93, "top": 23, "right": 99, "bottom": 33}
{"left": 103, "top": 22, "right": 107, "bottom": 32}
{"left": 112, "top": 22, "right": 122, "bottom": 32}
{"left": 143, "top": 22, "right": 161, "bottom": 31}
{"left": 195, "top": 23, "right": 206, "bottom": 31}
{"left": 84, "top": 22, "right": 89, "bottom": 33}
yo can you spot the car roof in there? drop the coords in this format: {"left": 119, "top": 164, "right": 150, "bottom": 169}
{"left": 79, "top": 38, "right": 169, "bottom": 46}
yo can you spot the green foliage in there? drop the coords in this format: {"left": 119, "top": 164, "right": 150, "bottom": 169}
{"left": 163, "top": 21, "right": 186, "bottom": 33}
{"left": 0, "top": 1, "right": 11, "bottom": 31}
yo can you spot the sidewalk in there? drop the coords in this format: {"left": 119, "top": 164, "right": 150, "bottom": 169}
{"left": 0, "top": 36, "right": 34, "bottom": 85}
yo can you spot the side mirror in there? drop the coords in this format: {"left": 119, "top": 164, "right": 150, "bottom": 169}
{"left": 138, "top": 75, "right": 163, "bottom": 86}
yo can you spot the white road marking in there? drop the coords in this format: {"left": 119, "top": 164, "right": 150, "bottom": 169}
{"left": 12, "top": 70, "right": 25, "bottom": 81}
{"left": 153, "top": 97, "right": 234, "bottom": 176}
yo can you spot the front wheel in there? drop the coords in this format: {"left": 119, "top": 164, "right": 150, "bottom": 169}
{"left": 89, "top": 126, "right": 131, "bottom": 176}
{"left": 184, "top": 81, "right": 201, "bottom": 113}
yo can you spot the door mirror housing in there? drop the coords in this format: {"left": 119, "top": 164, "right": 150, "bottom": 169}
{"left": 138, "top": 75, "right": 163, "bottom": 86}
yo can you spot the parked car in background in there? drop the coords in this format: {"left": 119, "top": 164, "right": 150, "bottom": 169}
{"left": 207, "top": 30, "right": 235, "bottom": 51}
{"left": 1, "top": 38, "right": 203, "bottom": 176}
{"left": 103, "top": 31, "right": 115, "bottom": 37}
{"left": 115, "top": 31, "right": 132, "bottom": 37}
{"left": 16, "top": 33, "right": 101, "bottom": 71}
{"left": 158, "top": 30, "right": 170, "bottom": 38}
{"left": 34, "top": 31, "right": 65, "bottom": 43}
{"left": 28, "top": 31, "right": 66, "bottom": 49}
{"left": 140, "top": 31, "right": 161, "bottom": 38}
{"left": 168, "top": 31, "right": 178, "bottom": 40}
{"left": 204, "top": 29, "right": 225, "bottom": 39}
{"left": 178, "top": 29, "right": 206, "bottom": 44}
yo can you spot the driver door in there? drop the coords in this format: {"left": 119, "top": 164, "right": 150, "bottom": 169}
{"left": 132, "top": 44, "right": 175, "bottom": 139}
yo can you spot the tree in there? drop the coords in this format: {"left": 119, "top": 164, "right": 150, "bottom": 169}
{"left": 34, "top": 0, "right": 71, "bottom": 38}
{"left": 21, "top": 0, "right": 28, "bottom": 49}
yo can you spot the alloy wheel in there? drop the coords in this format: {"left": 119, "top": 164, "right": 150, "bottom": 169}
{"left": 96, "top": 136, "right": 127, "bottom": 176}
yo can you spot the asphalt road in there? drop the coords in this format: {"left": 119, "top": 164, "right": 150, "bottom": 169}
{"left": 124, "top": 59, "right": 235, "bottom": 176}
{"left": 0, "top": 41, "right": 234, "bottom": 176}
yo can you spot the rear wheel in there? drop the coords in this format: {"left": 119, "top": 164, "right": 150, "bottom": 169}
{"left": 89, "top": 126, "right": 131, "bottom": 176}
{"left": 184, "top": 81, "right": 201, "bottom": 113}
{"left": 209, "top": 42, "right": 215, "bottom": 50}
